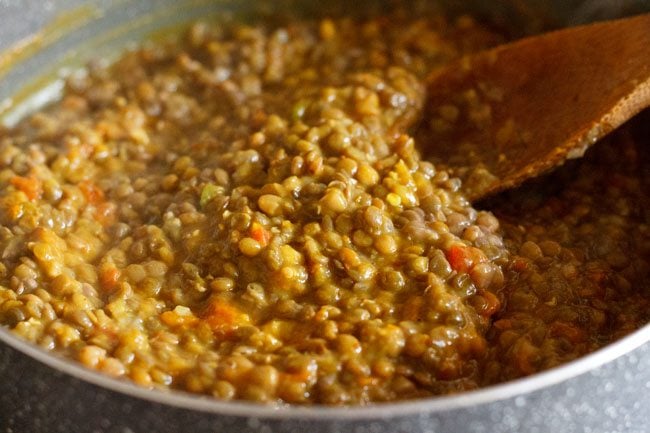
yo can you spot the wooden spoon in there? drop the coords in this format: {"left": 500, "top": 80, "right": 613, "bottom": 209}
{"left": 420, "top": 13, "right": 650, "bottom": 202}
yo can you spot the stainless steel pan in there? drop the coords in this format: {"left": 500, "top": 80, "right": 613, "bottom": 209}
{"left": 1, "top": 1, "right": 649, "bottom": 432}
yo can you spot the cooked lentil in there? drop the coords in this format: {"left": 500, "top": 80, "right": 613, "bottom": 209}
{"left": 0, "top": 9, "right": 648, "bottom": 405}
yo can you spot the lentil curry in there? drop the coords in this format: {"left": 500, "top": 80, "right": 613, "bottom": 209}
{"left": 0, "top": 9, "right": 648, "bottom": 405}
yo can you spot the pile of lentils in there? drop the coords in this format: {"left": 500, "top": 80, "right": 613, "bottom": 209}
{"left": 0, "top": 10, "right": 647, "bottom": 405}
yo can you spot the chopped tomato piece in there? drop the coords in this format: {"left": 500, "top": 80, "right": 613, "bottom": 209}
{"left": 79, "top": 180, "right": 105, "bottom": 205}
{"left": 202, "top": 298, "right": 251, "bottom": 333}
{"left": 10, "top": 175, "right": 42, "bottom": 201}
{"left": 446, "top": 245, "right": 487, "bottom": 274}
{"left": 99, "top": 266, "right": 121, "bottom": 292}
{"left": 512, "top": 257, "right": 530, "bottom": 272}
{"left": 249, "top": 222, "right": 271, "bottom": 247}
{"left": 550, "top": 321, "right": 586, "bottom": 344}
